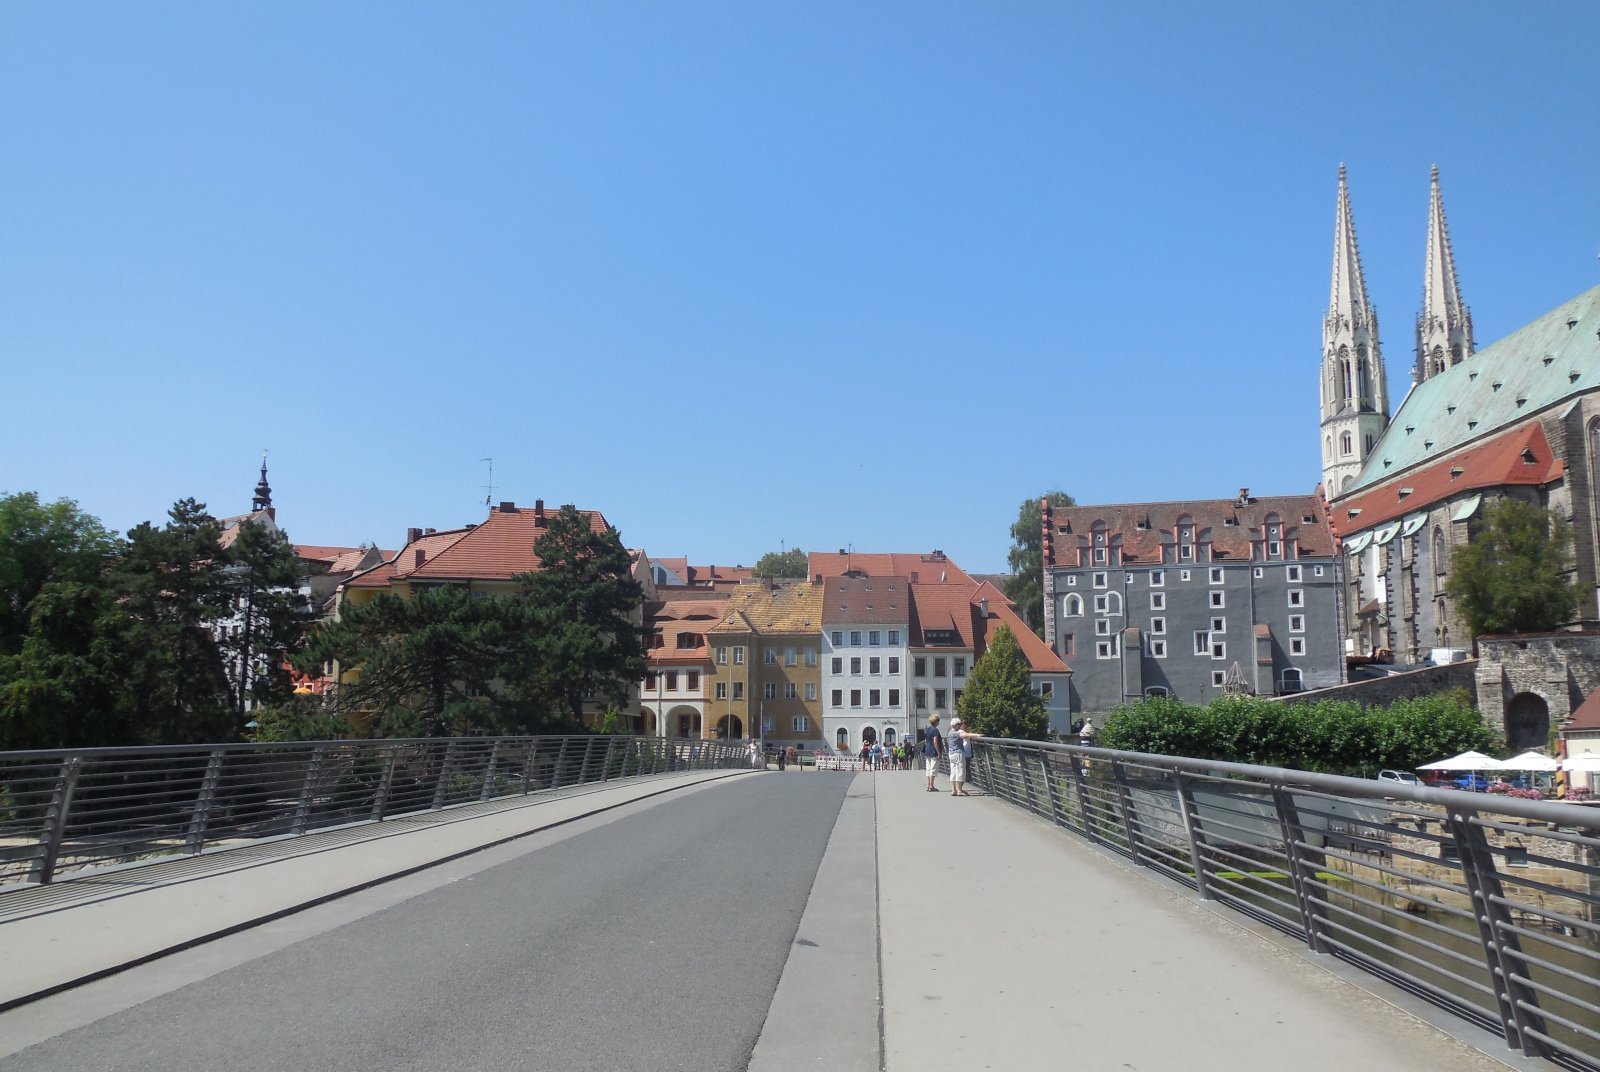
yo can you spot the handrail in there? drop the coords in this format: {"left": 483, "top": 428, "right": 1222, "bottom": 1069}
{"left": 0, "top": 735, "right": 748, "bottom": 890}
{"left": 969, "top": 738, "right": 1600, "bottom": 1072}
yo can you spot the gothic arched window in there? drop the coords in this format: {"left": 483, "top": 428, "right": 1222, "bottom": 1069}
{"left": 1340, "top": 431, "right": 1353, "bottom": 456}
{"left": 1432, "top": 527, "right": 1447, "bottom": 576}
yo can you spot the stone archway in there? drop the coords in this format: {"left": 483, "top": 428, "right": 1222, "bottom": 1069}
{"left": 715, "top": 715, "right": 744, "bottom": 740}
{"left": 1505, "top": 692, "right": 1550, "bottom": 752}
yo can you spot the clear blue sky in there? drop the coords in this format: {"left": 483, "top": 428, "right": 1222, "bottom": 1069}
{"left": 4, "top": 2, "right": 1597, "bottom": 574}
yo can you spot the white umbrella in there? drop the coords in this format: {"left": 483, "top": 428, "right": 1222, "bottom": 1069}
{"left": 1562, "top": 752, "right": 1600, "bottom": 772}
{"left": 1501, "top": 750, "right": 1559, "bottom": 772}
{"left": 1418, "top": 750, "right": 1502, "bottom": 771}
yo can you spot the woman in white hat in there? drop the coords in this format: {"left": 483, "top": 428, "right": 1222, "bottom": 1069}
{"left": 947, "top": 716, "right": 977, "bottom": 796}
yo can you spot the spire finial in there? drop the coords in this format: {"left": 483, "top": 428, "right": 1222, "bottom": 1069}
{"left": 252, "top": 450, "right": 273, "bottom": 513}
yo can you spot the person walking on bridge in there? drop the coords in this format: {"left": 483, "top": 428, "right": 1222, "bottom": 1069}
{"left": 923, "top": 714, "right": 944, "bottom": 792}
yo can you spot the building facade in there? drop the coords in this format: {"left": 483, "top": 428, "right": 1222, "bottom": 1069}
{"left": 820, "top": 575, "right": 911, "bottom": 754}
{"left": 704, "top": 579, "right": 824, "bottom": 748}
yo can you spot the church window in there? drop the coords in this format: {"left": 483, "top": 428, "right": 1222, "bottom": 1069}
{"left": 1340, "top": 432, "right": 1353, "bottom": 456}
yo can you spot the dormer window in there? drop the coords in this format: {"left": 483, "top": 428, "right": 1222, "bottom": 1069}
{"left": 1450, "top": 466, "right": 1464, "bottom": 479}
{"left": 1522, "top": 449, "right": 1537, "bottom": 464}
{"left": 1398, "top": 487, "right": 1413, "bottom": 499}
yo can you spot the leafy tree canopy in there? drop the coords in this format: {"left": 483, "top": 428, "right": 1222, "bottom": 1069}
{"left": 1447, "top": 497, "right": 1578, "bottom": 638}
{"left": 0, "top": 491, "right": 118, "bottom": 656}
{"left": 956, "top": 625, "right": 1048, "bottom": 740}
{"left": 753, "top": 547, "right": 806, "bottom": 579}
{"left": 1003, "top": 491, "right": 1075, "bottom": 636}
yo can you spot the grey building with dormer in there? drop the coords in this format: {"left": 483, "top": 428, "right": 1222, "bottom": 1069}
{"left": 1041, "top": 491, "right": 1344, "bottom": 715}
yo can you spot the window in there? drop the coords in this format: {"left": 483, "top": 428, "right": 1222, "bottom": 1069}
{"left": 716, "top": 646, "right": 728, "bottom": 665}
{"left": 1210, "top": 567, "right": 1223, "bottom": 584}
{"left": 764, "top": 683, "right": 777, "bottom": 699}
{"left": 953, "top": 658, "right": 966, "bottom": 676}
{"left": 1281, "top": 668, "right": 1303, "bottom": 693}
{"left": 733, "top": 646, "right": 745, "bottom": 664}
{"left": 1290, "top": 638, "right": 1306, "bottom": 656}
{"left": 785, "top": 648, "right": 797, "bottom": 666}
{"left": 1061, "top": 634, "right": 1074, "bottom": 657}
{"left": 1288, "top": 589, "right": 1304, "bottom": 608}
{"left": 1268, "top": 541, "right": 1281, "bottom": 557}
{"left": 787, "top": 682, "right": 799, "bottom": 699}
{"left": 850, "top": 657, "right": 861, "bottom": 674}
{"left": 1093, "top": 572, "right": 1108, "bottom": 588}
{"left": 915, "top": 688, "right": 927, "bottom": 710}
{"left": 850, "top": 689, "right": 861, "bottom": 707}
{"left": 687, "top": 671, "right": 699, "bottom": 690}
{"left": 1289, "top": 615, "right": 1304, "bottom": 633}
{"left": 1150, "top": 616, "right": 1165, "bottom": 635}
{"left": 914, "top": 657, "right": 927, "bottom": 676}
{"left": 1065, "top": 594, "right": 1084, "bottom": 616}
{"left": 1341, "top": 431, "right": 1353, "bottom": 456}
{"left": 1096, "top": 619, "right": 1111, "bottom": 636}
{"left": 1211, "top": 639, "right": 1226, "bottom": 660}
{"left": 1212, "top": 670, "right": 1227, "bottom": 687}
{"left": 831, "top": 657, "right": 843, "bottom": 674}
{"left": 804, "top": 682, "right": 816, "bottom": 701}
{"left": 831, "top": 631, "right": 843, "bottom": 646}
{"left": 1093, "top": 546, "right": 1107, "bottom": 565}
{"left": 888, "top": 630, "right": 900, "bottom": 645}
{"left": 765, "top": 649, "right": 777, "bottom": 665}
{"left": 1151, "top": 592, "right": 1165, "bottom": 610}
{"left": 1151, "top": 570, "right": 1164, "bottom": 587}
{"left": 1194, "top": 631, "right": 1210, "bottom": 656}
{"left": 888, "top": 689, "right": 900, "bottom": 707}
{"left": 1210, "top": 616, "right": 1225, "bottom": 633}
{"left": 934, "top": 688, "right": 947, "bottom": 708}
{"left": 666, "top": 671, "right": 678, "bottom": 691}
{"left": 1150, "top": 639, "right": 1167, "bottom": 658}
{"left": 1180, "top": 570, "right": 1191, "bottom": 582}
{"left": 645, "top": 672, "right": 658, "bottom": 690}
{"left": 869, "top": 630, "right": 880, "bottom": 645}
{"left": 1210, "top": 591, "right": 1225, "bottom": 608}
{"left": 850, "top": 631, "right": 862, "bottom": 646}
{"left": 831, "top": 689, "right": 843, "bottom": 708}
{"left": 1096, "top": 640, "right": 1117, "bottom": 659}
{"left": 954, "top": 689, "right": 963, "bottom": 705}
{"left": 869, "top": 689, "right": 881, "bottom": 707}
{"left": 888, "top": 657, "right": 899, "bottom": 674}
{"left": 805, "top": 648, "right": 817, "bottom": 666}
{"left": 716, "top": 682, "right": 728, "bottom": 700}
{"left": 869, "top": 657, "right": 881, "bottom": 674}
{"left": 733, "top": 682, "right": 744, "bottom": 699}
{"left": 792, "top": 716, "right": 809, "bottom": 732}
{"left": 837, "top": 727, "right": 848, "bottom": 749}
{"left": 1145, "top": 686, "right": 1169, "bottom": 697}
{"left": 1039, "top": 682, "right": 1053, "bottom": 699}
{"left": 1253, "top": 567, "right": 1263, "bottom": 578}
{"left": 1066, "top": 575, "right": 1077, "bottom": 586}
{"left": 1180, "top": 544, "right": 1193, "bottom": 561}
{"left": 1287, "top": 565, "right": 1302, "bottom": 583}
{"left": 1094, "top": 594, "right": 1108, "bottom": 614}
{"left": 1314, "top": 565, "right": 1325, "bottom": 577}
{"left": 933, "top": 657, "right": 947, "bottom": 676}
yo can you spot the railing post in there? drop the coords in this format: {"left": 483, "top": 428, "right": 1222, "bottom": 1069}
{"left": 480, "top": 739, "right": 503, "bottom": 802}
{"left": 291, "top": 744, "right": 329, "bottom": 836}
{"left": 521, "top": 738, "right": 542, "bottom": 794}
{"left": 1110, "top": 760, "right": 1144, "bottom": 867}
{"left": 551, "top": 737, "right": 573, "bottom": 789}
{"left": 29, "top": 756, "right": 83, "bottom": 886}
{"left": 1067, "top": 751, "right": 1097, "bottom": 842}
{"left": 599, "top": 737, "right": 618, "bottom": 783}
{"left": 1173, "top": 770, "right": 1214, "bottom": 900}
{"left": 431, "top": 738, "right": 458, "bottom": 811}
{"left": 1038, "top": 751, "right": 1061, "bottom": 825}
{"left": 1271, "top": 786, "right": 1332, "bottom": 954}
{"left": 371, "top": 743, "right": 399, "bottom": 821}
{"left": 578, "top": 736, "right": 601, "bottom": 784}
{"left": 185, "top": 749, "right": 227, "bottom": 854}
{"left": 1445, "top": 807, "right": 1551, "bottom": 1059}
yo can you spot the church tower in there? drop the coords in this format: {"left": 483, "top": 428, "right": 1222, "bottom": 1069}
{"left": 1414, "top": 165, "right": 1474, "bottom": 384}
{"left": 1320, "top": 166, "right": 1391, "bottom": 495}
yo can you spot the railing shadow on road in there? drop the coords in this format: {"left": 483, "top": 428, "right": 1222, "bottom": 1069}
{"left": 970, "top": 738, "right": 1600, "bottom": 1072}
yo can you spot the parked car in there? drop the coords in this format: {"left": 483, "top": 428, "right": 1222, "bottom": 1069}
{"left": 1377, "top": 769, "right": 1422, "bottom": 788}
{"left": 1453, "top": 772, "right": 1491, "bottom": 791}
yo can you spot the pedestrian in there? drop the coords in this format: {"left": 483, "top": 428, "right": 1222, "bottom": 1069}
{"left": 777, "top": 745, "right": 787, "bottom": 771}
{"left": 947, "top": 716, "right": 976, "bottom": 796}
{"left": 922, "top": 714, "right": 944, "bottom": 792}
{"left": 1079, "top": 717, "right": 1097, "bottom": 745}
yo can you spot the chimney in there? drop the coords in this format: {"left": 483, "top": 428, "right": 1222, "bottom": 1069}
{"left": 535, "top": 499, "right": 547, "bottom": 528}
{"left": 407, "top": 527, "right": 422, "bottom": 544}
{"left": 498, "top": 501, "right": 516, "bottom": 513}
{"left": 414, "top": 549, "right": 426, "bottom": 569}
{"left": 813, "top": 573, "right": 822, "bottom": 584}
{"left": 838, "top": 548, "right": 847, "bottom": 556}
{"left": 979, "top": 597, "right": 989, "bottom": 618}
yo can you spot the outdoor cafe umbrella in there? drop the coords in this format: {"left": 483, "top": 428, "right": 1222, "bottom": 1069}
{"left": 1563, "top": 752, "right": 1600, "bottom": 773}
{"left": 1501, "top": 750, "right": 1560, "bottom": 772}
{"left": 1418, "top": 750, "right": 1502, "bottom": 771}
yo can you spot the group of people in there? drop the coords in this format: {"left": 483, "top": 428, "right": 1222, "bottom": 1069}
{"left": 919, "top": 712, "right": 977, "bottom": 796}
{"left": 856, "top": 740, "right": 911, "bottom": 770}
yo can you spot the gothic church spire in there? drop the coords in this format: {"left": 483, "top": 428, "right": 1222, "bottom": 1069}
{"left": 1414, "top": 165, "right": 1474, "bottom": 383}
{"left": 1320, "top": 166, "right": 1391, "bottom": 496}
{"left": 252, "top": 451, "right": 274, "bottom": 514}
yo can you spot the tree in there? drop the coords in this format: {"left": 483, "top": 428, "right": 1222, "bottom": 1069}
{"left": 956, "top": 626, "right": 1048, "bottom": 740}
{"left": 515, "top": 505, "right": 647, "bottom": 725}
{"left": 753, "top": 548, "right": 806, "bottom": 579}
{"left": 1447, "top": 497, "right": 1579, "bottom": 638}
{"left": 0, "top": 577, "right": 137, "bottom": 749}
{"left": 1003, "top": 491, "right": 1075, "bottom": 637}
{"left": 0, "top": 492, "right": 118, "bottom": 656}
{"left": 296, "top": 586, "right": 516, "bottom": 736}
{"left": 221, "top": 520, "right": 314, "bottom": 721}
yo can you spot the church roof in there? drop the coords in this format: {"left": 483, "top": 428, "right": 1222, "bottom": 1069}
{"left": 1345, "top": 283, "right": 1600, "bottom": 496}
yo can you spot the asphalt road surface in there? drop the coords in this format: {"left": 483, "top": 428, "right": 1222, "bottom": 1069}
{"left": 0, "top": 774, "right": 855, "bottom": 1072}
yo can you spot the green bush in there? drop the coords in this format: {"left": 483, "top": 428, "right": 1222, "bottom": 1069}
{"left": 1097, "top": 689, "right": 1502, "bottom": 775}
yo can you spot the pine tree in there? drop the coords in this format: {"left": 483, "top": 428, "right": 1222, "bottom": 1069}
{"left": 956, "top": 625, "right": 1048, "bottom": 740}
{"left": 221, "top": 520, "right": 314, "bottom": 723}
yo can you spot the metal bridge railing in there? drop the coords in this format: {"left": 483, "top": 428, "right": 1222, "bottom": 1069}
{"left": 971, "top": 738, "right": 1600, "bottom": 1072}
{"left": 0, "top": 735, "right": 747, "bottom": 890}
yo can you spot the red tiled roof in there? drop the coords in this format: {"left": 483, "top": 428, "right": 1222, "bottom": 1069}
{"left": 1046, "top": 494, "right": 1334, "bottom": 564}
{"left": 809, "top": 551, "right": 973, "bottom": 586}
{"left": 908, "top": 580, "right": 1068, "bottom": 674}
{"left": 345, "top": 528, "right": 473, "bottom": 588}
{"left": 295, "top": 544, "right": 361, "bottom": 563}
{"left": 974, "top": 583, "right": 1069, "bottom": 674}
{"left": 1568, "top": 688, "right": 1600, "bottom": 732}
{"left": 1328, "top": 422, "right": 1564, "bottom": 538}
{"left": 408, "top": 504, "right": 611, "bottom": 582}
{"left": 822, "top": 575, "right": 911, "bottom": 625}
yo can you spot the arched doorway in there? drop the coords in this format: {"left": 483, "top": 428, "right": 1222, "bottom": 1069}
{"left": 671, "top": 708, "right": 701, "bottom": 739}
{"left": 861, "top": 726, "right": 877, "bottom": 745}
{"left": 716, "top": 715, "right": 744, "bottom": 740}
{"left": 835, "top": 727, "right": 849, "bottom": 751}
{"left": 639, "top": 708, "right": 657, "bottom": 737}
{"left": 1505, "top": 692, "right": 1549, "bottom": 752}
{"left": 883, "top": 727, "right": 897, "bottom": 747}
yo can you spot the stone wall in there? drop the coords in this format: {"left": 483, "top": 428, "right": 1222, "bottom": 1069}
{"left": 1476, "top": 632, "right": 1600, "bottom": 732}
{"left": 1271, "top": 660, "right": 1478, "bottom": 708}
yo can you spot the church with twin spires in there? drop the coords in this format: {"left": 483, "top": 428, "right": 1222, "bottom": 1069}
{"left": 1318, "top": 166, "right": 1600, "bottom": 665}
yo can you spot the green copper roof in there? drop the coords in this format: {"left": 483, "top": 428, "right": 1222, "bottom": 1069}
{"left": 1347, "top": 283, "right": 1600, "bottom": 494}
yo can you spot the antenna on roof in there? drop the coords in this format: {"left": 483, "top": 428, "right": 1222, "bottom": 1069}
{"left": 480, "top": 458, "right": 496, "bottom": 507}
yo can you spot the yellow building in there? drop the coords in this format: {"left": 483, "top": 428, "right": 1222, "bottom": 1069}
{"left": 705, "top": 579, "right": 825, "bottom": 749}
